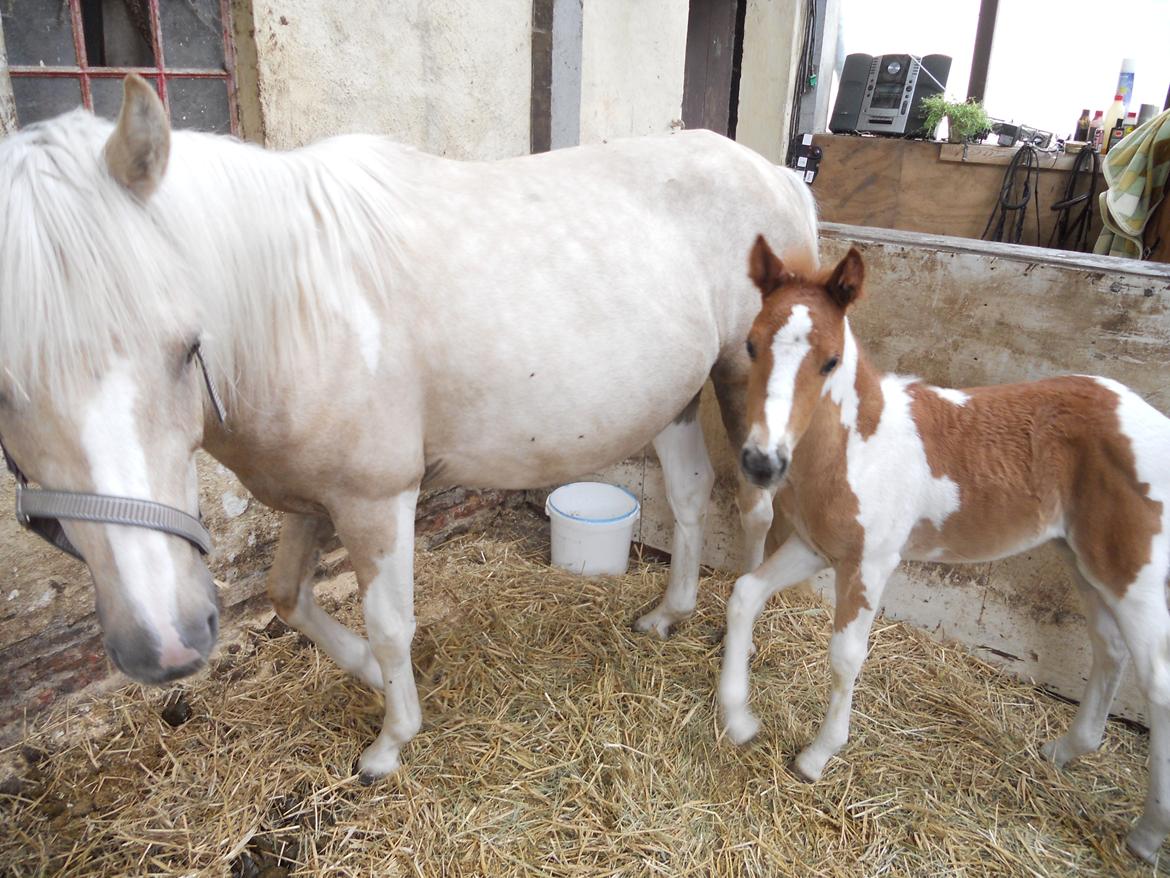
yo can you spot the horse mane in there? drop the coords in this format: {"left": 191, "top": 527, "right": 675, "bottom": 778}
{"left": 0, "top": 108, "right": 411, "bottom": 406}
{"left": 0, "top": 111, "right": 195, "bottom": 402}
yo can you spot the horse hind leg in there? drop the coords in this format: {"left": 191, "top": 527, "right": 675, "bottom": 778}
{"left": 1071, "top": 534, "right": 1170, "bottom": 862}
{"left": 711, "top": 356, "right": 776, "bottom": 573}
{"left": 268, "top": 512, "right": 384, "bottom": 691}
{"left": 1040, "top": 562, "right": 1128, "bottom": 767}
{"left": 633, "top": 395, "right": 715, "bottom": 638}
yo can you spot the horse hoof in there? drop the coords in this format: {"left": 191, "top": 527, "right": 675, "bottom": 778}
{"left": 358, "top": 771, "right": 380, "bottom": 787}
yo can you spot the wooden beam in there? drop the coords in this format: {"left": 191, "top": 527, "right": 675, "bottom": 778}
{"left": 966, "top": 0, "right": 997, "bottom": 102}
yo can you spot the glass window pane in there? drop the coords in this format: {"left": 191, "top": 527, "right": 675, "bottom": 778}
{"left": 11, "top": 76, "right": 82, "bottom": 126}
{"left": 96, "top": 0, "right": 155, "bottom": 67}
{"left": 2, "top": 0, "right": 78, "bottom": 66}
{"left": 984, "top": 0, "right": 1170, "bottom": 140}
{"left": 161, "top": 0, "right": 225, "bottom": 69}
{"left": 836, "top": 0, "right": 980, "bottom": 107}
{"left": 91, "top": 75, "right": 160, "bottom": 120}
{"left": 168, "top": 77, "right": 230, "bottom": 133}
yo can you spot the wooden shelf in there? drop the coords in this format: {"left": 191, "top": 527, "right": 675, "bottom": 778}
{"left": 937, "top": 142, "right": 1100, "bottom": 172}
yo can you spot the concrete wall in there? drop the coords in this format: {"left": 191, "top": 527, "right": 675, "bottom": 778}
{"left": 577, "top": 0, "right": 689, "bottom": 144}
{"left": 617, "top": 226, "right": 1170, "bottom": 724}
{"left": 735, "top": 0, "right": 805, "bottom": 163}
{"left": 250, "top": 0, "right": 532, "bottom": 155}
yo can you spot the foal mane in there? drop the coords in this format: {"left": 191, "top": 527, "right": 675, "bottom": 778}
{"left": 0, "top": 108, "right": 411, "bottom": 405}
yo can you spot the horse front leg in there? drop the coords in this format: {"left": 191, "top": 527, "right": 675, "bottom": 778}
{"left": 333, "top": 489, "right": 423, "bottom": 784}
{"left": 634, "top": 408, "right": 715, "bottom": 637}
{"left": 267, "top": 512, "right": 383, "bottom": 691}
{"left": 719, "top": 534, "right": 828, "bottom": 744}
{"left": 792, "top": 555, "right": 897, "bottom": 782}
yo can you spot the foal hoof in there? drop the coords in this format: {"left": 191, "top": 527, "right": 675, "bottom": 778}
{"left": 1126, "top": 822, "right": 1166, "bottom": 864}
{"left": 787, "top": 758, "right": 817, "bottom": 784}
{"left": 632, "top": 610, "right": 675, "bottom": 640}
{"left": 722, "top": 710, "right": 761, "bottom": 746}
{"left": 790, "top": 750, "right": 825, "bottom": 784}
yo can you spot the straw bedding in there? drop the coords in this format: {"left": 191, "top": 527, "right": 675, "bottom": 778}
{"left": 0, "top": 510, "right": 1161, "bottom": 876}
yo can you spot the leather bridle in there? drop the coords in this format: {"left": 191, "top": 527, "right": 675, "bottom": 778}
{"left": 0, "top": 343, "right": 227, "bottom": 562}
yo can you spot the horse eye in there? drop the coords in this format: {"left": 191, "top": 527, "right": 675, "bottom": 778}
{"left": 185, "top": 340, "right": 201, "bottom": 365}
{"left": 746, "top": 339, "right": 757, "bottom": 361}
{"left": 820, "top": 355, "right": 840, "bottom": 375}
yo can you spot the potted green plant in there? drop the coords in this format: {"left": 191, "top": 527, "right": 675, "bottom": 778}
{"left": 921, "top": 94, "right": 991, "bottom": 143}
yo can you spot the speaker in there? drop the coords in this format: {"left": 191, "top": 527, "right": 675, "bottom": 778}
{"left": 830, "top": 53, "right": 952, "bottom": 137}
{"left": 905, "top": 54, "right": 951, "bottom": 136}
{"left": 829, "top": 53, "right": 873, "bottom": 134}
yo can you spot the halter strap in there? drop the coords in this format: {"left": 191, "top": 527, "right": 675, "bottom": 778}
{"left": 0, "top": 346, "right": 226, "bottom": 562}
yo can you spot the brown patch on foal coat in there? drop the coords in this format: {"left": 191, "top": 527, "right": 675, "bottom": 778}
{"left": 908, "top": 377, "right": 1162, "bottom": 596}
{"left": 772, "top": 343, "right": 888, "bottom": 633}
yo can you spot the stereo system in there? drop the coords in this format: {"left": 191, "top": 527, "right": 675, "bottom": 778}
{"left": 830, "top": 53, "right": 951, "bottom": 138}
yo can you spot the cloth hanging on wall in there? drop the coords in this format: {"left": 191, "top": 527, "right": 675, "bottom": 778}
{"left": 1094, "top": 109, "right": 1170, "bottom": 259}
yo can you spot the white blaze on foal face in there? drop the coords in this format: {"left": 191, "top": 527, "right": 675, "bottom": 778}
{"left": 741, "top": 237, "right": 861, "bottom": 487}
{"left": 758, "top": 304, "right": 813, "bottom": 456}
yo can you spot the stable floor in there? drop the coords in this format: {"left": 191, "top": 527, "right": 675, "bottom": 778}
{"left": 0, "top": 509, "right": 1161, "bottom": 876}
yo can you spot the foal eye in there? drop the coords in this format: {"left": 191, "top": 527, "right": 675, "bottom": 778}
{"left": 820, "top": 355, "right": 840, "bottom": 375}
{"left": 745, "top": 339, "right": 757, "bottom": 361}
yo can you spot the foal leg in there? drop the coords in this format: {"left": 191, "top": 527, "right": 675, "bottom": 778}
{"left": 1040, "top": 569, "right": 1128, "bottom": 767}
{"left": 711, "top": 358, "right": 776, "bottom": 572}
{"left": 1095, "top": 565, "right": 1170, "bottom": 862}
{"left": 634, "top": 400, "right": 715, "bottom": 637}
{"left": 267, "top": 513, "right": 383, "bottom": 690}
{"left": 334, "top": 489, "right": 423, "bottom": 783}
{"left": 792, "top": 557, "right": 896, "bottom": 782}
{"left": 719, "top": 535, "right": 828, "bottom": 744}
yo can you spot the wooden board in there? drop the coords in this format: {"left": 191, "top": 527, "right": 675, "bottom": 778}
{"left": 812, "top": 134, "right": 1104, "bottom": 248}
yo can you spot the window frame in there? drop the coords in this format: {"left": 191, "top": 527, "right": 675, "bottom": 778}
{"left": 6, "top": 0, "right": 239, "bottom": 135}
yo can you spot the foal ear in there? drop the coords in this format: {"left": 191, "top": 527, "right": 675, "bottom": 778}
{"left": 103, "top": 74, "right": 171, "bottom": 201}
{"left": 825, "top": 247, "right": 865, "bottom": 309}
{"left": 748, "top": 234, "right": 793, "bottom": 298}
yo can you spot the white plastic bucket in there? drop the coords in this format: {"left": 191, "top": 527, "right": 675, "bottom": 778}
{"left": 545, "top": 482, "right": 640, "bottom": 576}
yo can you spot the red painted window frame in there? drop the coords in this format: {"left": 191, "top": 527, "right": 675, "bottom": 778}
{"left": 6, "top": 0, "right": 239, "bottom": 135}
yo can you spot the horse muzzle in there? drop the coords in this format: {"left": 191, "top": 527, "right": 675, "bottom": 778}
{"left": 740, "top": 444, "right": 789, "bottom": 488}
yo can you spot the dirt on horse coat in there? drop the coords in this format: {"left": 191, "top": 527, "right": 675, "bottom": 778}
{"left": 721, "top": 235, "right": 1170, "bottom": 862}
{"left": 0, "top": 77, "right": 818, "bottom": 783}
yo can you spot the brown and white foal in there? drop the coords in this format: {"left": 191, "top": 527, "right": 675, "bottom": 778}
{"left": 719, "top": 236, "right": 1170, "bottom": 861}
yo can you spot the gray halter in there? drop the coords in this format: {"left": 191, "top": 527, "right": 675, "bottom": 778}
{"left": 0, "top": 344, "right": 227, "bottom": 562}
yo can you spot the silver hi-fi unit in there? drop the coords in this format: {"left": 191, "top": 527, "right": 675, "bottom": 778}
{"left": 830, "top": 53, "right": 951, "bottom": 137}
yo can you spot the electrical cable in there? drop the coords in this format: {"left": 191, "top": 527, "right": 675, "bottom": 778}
{"left": 785, "top": 0, "right": 817, "bottom": 165}
{"left": 1047, "top": 146, "right": 1099, "bottom": 252}
{"left": 982, "top": 144, "right": 1042, "bottom": 245}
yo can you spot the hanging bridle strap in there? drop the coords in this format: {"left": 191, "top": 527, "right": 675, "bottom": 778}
{"left": 0, "top": 345, "right": 225, "bottom": 562}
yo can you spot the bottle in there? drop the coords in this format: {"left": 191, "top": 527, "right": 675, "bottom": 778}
{"left": 1074, "top": 108, "right": 1091, "bottom": 140}
{"left": 1116, "top": 58, "right": 1136, "bottom": 112}
{"left": 1089, "top": 110, "right": 1105, "bottom": 151}
{"left": 1123, "top": 111, "right": 1138, "bottom": 137}
{"left": 1102, "top": 94, "right": 1125, "bottom": 152}
{"left": 1107, "top": 120, "right": 1126, "bottom": 153}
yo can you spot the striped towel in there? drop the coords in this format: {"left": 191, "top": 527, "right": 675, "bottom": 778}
{"left": 1093, "top": 109, "right": 1170, "bottom": 259}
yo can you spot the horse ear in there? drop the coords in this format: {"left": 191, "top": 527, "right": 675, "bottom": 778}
{"left": 825, "top": 247, "right": 865, "bottom": 309}
{"left": 748, "top": 234, "right": 792, "bottom": 299}
{"left": 104, "top": 74, "right": 170, "bottom": 200}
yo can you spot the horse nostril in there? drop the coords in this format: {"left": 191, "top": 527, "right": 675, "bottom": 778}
{"left": 740, "top": 447, "right": 777, "bottom": 482}
{"left": 207, "top": 611, "right": 218, "bottom": 641}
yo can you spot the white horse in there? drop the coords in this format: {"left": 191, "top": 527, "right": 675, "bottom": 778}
{"left": 0, "top": 76, "right": 817, "bottom": 781}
